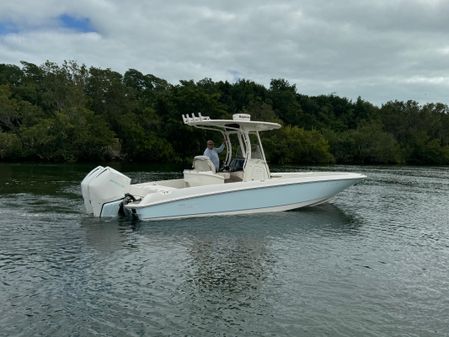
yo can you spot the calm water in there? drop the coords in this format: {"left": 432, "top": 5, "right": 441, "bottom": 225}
{"left": 1, "top": 164, "right": 448, "bottom": 337}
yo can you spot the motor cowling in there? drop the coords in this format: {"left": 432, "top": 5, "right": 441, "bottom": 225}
{"left": 81, "top": 166, "right": 131, "bottom": 217}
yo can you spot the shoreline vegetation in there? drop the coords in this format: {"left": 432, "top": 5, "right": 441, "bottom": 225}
{"left": 1, "top": 61, "right": 449, "bottom": 166}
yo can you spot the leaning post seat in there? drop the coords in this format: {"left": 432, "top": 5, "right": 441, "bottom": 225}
{"left": 183, "top": 156, "right": 227, "bottom": 187}
{"left": 192, "top": 155, "right": 216, "bottom": 172}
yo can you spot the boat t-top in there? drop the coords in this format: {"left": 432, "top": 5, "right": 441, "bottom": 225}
{"left": 81, "top": 113, "right": 365, "bottom": 220}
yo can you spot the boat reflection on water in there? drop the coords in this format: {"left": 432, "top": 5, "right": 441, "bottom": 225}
{"left": 78, "top": 204, "right": 363, "bottom": 333}
{"left": 79, "top": 202, "right": 362, "bottom": 310}
{"left": 79, "top": 216, "right": 141, "bottom": 254}
{"left": 81, "top": 203, "right": 361, "bottom": 255}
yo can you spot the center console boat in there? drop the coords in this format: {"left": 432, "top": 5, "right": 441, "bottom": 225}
{"left": 81, "top": 113, "right": 365, "bottom": 220}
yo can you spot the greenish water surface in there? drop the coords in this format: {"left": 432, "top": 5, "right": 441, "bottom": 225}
{"left": 1, "top": 163, "right": 448, "bottom": 337}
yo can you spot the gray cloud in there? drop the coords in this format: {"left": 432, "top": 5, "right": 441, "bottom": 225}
{"left": 1, "top": 0, "right": 449, "bottom": 105}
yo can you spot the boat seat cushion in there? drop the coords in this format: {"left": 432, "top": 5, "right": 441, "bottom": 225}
{"left": 192, "top": 155, "right": 216, "bottom": 172}
{"left": 126, "top": 183, "right": 176, "bottom": 197}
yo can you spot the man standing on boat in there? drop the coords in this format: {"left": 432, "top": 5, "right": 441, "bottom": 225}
{"left": 204, "top": 140, "right": 224, "bottom": 172}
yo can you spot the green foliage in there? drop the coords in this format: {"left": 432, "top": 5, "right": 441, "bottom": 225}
{"left": 269, "top": 79, "right": 304, "bottom": 125}
{"left": 325, "top": 122, "right": 403, "bottom": 164}
{"left": 265, "top": 126, "right": 334, "bottom": 164}
{"left": 379, "top": 101, "right": 449, "bottom": 164}
{"left": 243, "top": 101, "right": 281, "bottom": 124}
{"left": 113, "top": 108, "right": 175, "bottom": 162}
{"left": 0, "top": 132, "right": 22, "bottom": 160}
{"left": 19, "top": 108, "right": 115, "bottom": 162}
{"left": 1, "top": 60, "right": 449, "bottom": 165}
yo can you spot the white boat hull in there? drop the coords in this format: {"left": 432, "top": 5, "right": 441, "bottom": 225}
{"left": 126, "top": 173, "right": 364, "bottom": 221}
{"left": 82, "top": 114, "right": 367, "bottom": 221}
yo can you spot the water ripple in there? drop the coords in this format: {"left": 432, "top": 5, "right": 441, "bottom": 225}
{"left": 1, "top": 164, "right": 449, "bottom": 336}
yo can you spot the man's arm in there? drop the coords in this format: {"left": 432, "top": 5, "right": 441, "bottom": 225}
{"left": 216, "top": 143, "right": 225, "bottom": 153}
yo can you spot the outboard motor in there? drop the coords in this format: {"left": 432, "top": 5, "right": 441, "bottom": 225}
{"left": 81, "top": 166, "right": 131, "bottom": 217}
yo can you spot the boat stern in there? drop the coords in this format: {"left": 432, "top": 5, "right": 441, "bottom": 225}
{"left": 81, "top": 166, "right": 131, "bottom": 217}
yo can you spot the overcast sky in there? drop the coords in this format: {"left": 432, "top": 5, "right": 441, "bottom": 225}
{"left": 1, "top": 0, "right": 449, "bottom": 105}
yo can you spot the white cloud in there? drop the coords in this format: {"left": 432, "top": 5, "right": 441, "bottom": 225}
{"left": 1, "top": 0, "right": 449, "bottom": 105}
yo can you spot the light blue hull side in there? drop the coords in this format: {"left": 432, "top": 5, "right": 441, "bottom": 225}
{"left": 132, "top": 179, "right": 359, "bottom": 220}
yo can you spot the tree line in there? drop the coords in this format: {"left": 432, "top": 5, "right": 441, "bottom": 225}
{"left": 1, "top": 61, "right": 449, "bottom": 165}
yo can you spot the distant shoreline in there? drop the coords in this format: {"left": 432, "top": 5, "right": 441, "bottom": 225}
{"left": 1, "top": 61, "right": 449, "bottom": 166}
